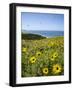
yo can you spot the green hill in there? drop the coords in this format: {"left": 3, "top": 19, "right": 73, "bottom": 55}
{"left": 22, "top": 33, "right": 46, "bottom": 40}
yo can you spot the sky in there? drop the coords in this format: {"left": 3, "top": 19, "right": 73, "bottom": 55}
{"left": 21, "top": 12, "right": 64, "bottom": 31}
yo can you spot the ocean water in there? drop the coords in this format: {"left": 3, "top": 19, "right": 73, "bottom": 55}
{"left": 22, "top": 30, "right": 64, "bottom": 38}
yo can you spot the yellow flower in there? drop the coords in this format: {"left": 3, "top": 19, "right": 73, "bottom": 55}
{"left": 53, "top": 52, "right": 58, "bottom": 58}
{"left": 48, "top": 41, "right": 54, "bottom": 47}
{"left": 22, "top": 47, "right": 27, "bottom": 53}
{"left": 50, "top": 56, "right": 55, "bottom": 61}
{"left": 50, "top": 52, "right": 58, "bottom": 61}
{"left": 36, "top": 51, "right": 42, "bottom": 56}
{"left": 30, "top": 56, "right": 36, "bottom": 64}
{"left": 52, "top": 64, "right": 62, "bottom": 74}
{"left": 42, "top": 68, "right": 49, "bottom": 75}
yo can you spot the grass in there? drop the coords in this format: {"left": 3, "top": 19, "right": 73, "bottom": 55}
{"left": 21, "top": 33, "right": 64, "bottom": 77}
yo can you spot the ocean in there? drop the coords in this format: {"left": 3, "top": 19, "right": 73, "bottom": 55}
{"left": 22, "top": 30, "right": 64, "bottom": 38}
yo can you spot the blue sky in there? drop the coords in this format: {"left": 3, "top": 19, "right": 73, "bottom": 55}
{"left": 21, "top": 12, "right": 64, "bottom": 31}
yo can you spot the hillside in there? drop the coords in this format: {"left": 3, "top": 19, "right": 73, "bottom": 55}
{"left": 22, "top": 33, "right": 46, "bottom": 40}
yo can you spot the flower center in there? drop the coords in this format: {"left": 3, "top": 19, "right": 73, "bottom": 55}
{"left": 33, "top": 59, "right": 34, "bottom": 61}
{"left": 52, "top": 56, "right": 53, "bottom": 58}
{"left": 38, "top": 54, "right": 40, "bottom": 55}
{"left": 56, "top": 67, "right": 59, "bottom": 70}
{"left": 45, "top": 70, "right": 47, "bottom": 72}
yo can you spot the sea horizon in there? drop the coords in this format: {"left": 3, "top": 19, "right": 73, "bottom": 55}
{"left": 22, "top": 30, "right": 64, "bottom": 38}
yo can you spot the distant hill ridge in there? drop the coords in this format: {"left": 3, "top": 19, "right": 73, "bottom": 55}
{"left": 22, "top": 33, "right": 46, "bottom": 40}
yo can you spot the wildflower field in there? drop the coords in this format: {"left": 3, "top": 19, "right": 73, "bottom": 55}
{"left": 21, "top": 34, "right": 64, "bottom": 77}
